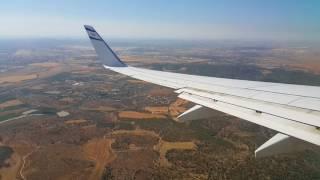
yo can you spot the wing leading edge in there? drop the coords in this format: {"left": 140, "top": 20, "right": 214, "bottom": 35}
{"left": 84, "top": 25, "right": 320, "bottom": 157}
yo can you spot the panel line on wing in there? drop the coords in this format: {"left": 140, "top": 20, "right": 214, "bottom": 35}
{"left": 179, "top": 88, "right": 320, "bottom": 127}
{"left": 178, "top": 92, "right": 320, "bottom": 146}
{"left": 123, "top": 67, "right": 320, "bottom": 111}
{"left": 128, "top": 67, "right": 320, "bottom": 99}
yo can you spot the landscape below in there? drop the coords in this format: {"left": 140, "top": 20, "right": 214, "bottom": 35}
{"left": 0, "top": 39, "right": 319, "bottom": 179}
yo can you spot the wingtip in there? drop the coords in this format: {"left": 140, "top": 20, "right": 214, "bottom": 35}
{"left": 84, "top": 25, "right": 95, "bottom": 32}
{"left": 84, "top": 25, "right": 127, "bottom": 67}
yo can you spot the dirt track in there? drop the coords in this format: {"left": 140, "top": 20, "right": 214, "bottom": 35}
{"left": 83, "top": 138, "right": 116, "bottom": 180}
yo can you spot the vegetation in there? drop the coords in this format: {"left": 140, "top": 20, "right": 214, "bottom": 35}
{"left": 1, "top": 41, "right": 320, "bottom": 179}
{"left": 37, "top": 107, "right": 57, "bottom": 115}
{"left": 0, "top": 113, "right": 20, "bottom": 122}
{"left": 134, "top": 119, "right": 195, "bottom": 141}
{"left": 113, "top": 121, "right": 134, "bottom": 130}
{"left": 0, "top": 146, "right": 13, "bottom": 168}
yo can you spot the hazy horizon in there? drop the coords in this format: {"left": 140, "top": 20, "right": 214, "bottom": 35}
{"left": 1, "top": 37, "right": 320, "bottom": 48}
{"left": 0, "top": 0, "right": 319, "bottom": 42}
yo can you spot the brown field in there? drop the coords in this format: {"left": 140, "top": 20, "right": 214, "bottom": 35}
{"left": 118, "top": 111, "right": 166, "bottom": 119}
{"left": 36, "top": 64, "right": 67, "bottom": 79}
{"left": 83, "top": 138, "right": 116, "bottom": 180}
{"left": 170, "top": 98, "right": 189, "bottom": 107}
{"left": 149, "top": 87, "right": 173, "bottom": 96}
{"left": 0, "top": 74, "right": 38, "bottom": 84}
{"left": 120, "top": 55, "right": 189, "bottom": 64}
{"left": 64, "top": 119, "right": 88, "bottom": 125}
{"left": 144, "top": 106, "right": 168, "bottom": 114}
{"left": 59, "top": 97, "right": 74, "bottom": 103}
{"left": 154, "top": 139, "right": 196, "bottom": 167}
{"left": 30, "top": 62, "right": 60, "bottom": 68}
{"left": 292, "top": 62, "right": 320, "bottom": 74}
{"left": 255, "top": 49, "right": 320, "bottom": 74}
{"left": 111, "top": 129, "right": 159, "bottom": 137}
{"left": 81, "top": 124, "right": 97, "bottom": 130}
{"left": 22, "top": 144, "right": 92, "bottom": 180}
{"left": 0, "top": 99, "right": 23, "bottom": 109}
{"left": 32, "top": 62, "right": 79, "bottom": 80}
{"left": 71, "top": 70, "right": 96, "bottom": 74}
{"left": 69, "top": 64, "right": 97, "bottom": 74}
{"left": 0, "top": 62, "right": 71, "bottom": 85}
{"left": 126, "top": 99, "right": 188, "bottom": 120}
{"left": 121, "top": 55, "right": 150, "bottom": 63}
{"left": 169, "top": 98, "right": 189, "bottom": 117}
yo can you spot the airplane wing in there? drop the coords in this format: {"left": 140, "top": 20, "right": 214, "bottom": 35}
{"left": 84, "top": 25, "right": 320, "bottom": 157}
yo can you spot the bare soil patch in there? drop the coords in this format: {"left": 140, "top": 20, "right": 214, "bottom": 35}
{"left": 0, "top": 74, "right": 38, "bottom": 84}
{"left": 149, "top": 87, "right": 173, "bottom": 96}
{"left": 64, "top": 119, "right": 88, "bottom": 125}
{"left": 144, "top": 106, "right": 168, "bottom": 114}
{"left": 118, "top": 111, "right": 166, "bottom": 119}
{"left": 169, "top": 98, "right": 189, "bottom": 117}
{"left": 83, "top": 138, "right": 116, "bottom": 180}
{"left": 0, "top": 143, "right": 35, "bottom": 180}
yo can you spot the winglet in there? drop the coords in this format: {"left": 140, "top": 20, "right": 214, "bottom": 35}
{"left": 84, "top": 25, "right": 126, "bottom": 67}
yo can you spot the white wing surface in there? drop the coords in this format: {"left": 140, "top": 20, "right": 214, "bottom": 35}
{"left": 84, "top": 25, "right": 320, "bottom": 157}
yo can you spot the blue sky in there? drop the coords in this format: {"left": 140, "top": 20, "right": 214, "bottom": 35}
{"left": 0, "top": 0, "right": 319, "bottom": 41}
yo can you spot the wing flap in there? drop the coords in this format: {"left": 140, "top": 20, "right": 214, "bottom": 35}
{"left": 177, "top": 105, "right": 217, "bottom": 122}
{"left": 178, "top": 92, "right": 320, "bottom": 146}
{"left": 255, "top": 133, "right": 314, "bottom": 158}
{"left": 176, "top": 88, "right": 320, "bottom": 127}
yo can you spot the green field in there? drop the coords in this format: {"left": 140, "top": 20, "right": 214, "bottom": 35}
{"left": 0, "top": 146, "right": 13, "bottom": 168}
{"left": 0, "top": 114, "right": 20, "bottom": 122}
